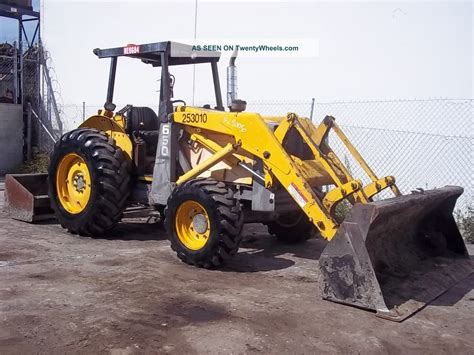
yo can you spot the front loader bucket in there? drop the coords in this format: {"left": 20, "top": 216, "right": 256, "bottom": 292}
{"left": 4, "top": 174, "right": 55, "bottom": 222}
{"left": 319, "top": 186, "right": 473, "bottom": 321}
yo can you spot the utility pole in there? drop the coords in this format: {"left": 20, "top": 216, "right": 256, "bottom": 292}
{"left": 310, "top": 97, "right": 315, "bottom": 121}
{"left": 192, "top": 0, "right": 198, "bottom": 105}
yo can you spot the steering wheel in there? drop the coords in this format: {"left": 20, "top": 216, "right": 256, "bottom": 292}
{"left": 171, "top": 99, "right": 186, "bottom": 106}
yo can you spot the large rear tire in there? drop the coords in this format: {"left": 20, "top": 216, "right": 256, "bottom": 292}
{"left": 165, "top": 178, "right": 243, "bottom": 268}
{"left": 266, "top": 211, "right": 313, "bottom": 243}
{"left": 48, "top": 128, "right": 130, "bottom": 236}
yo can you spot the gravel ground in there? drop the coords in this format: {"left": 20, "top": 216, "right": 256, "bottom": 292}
{"left": 0, "top": 184, "right": 473, "bottom": 354}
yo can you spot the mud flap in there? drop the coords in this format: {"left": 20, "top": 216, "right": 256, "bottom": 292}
{"left": 4, "top": 174, "right": 55, "bottom": 222}
{"left": 319, "top": 186, "right": 473, "bottom": 321}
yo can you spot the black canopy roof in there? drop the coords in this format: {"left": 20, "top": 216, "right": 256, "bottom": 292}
{"left": 93, "top": 41, "right": 221, "bottom": 67}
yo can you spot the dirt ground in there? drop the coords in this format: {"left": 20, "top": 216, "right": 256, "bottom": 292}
{"left": 1, "top": 183, "right": 473, "bottom": 354}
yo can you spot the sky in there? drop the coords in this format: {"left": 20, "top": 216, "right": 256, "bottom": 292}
{"left": 36, "top": 0, "right": 473, "bottom": 107}
{"left": 1, "top": 1, "right": 472, "bottom": 106}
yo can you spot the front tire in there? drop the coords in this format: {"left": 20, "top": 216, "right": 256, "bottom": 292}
{"left": 165, "top": 178, "right": 243, "bottom": 268}
{"left": 48, "top": 128, "right": 130, "bottom": 236}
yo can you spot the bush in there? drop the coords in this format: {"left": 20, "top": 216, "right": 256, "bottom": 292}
{"left": 16, "top": 151, "right": 50, "bottom": 174}
{"left": 334, "top": 200, "right": 352, "bottom": 223}
{"left": 455, "top": 207, "right": 474, "bottom": 244}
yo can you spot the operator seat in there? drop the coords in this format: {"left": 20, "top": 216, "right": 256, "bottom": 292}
{"left": 127, "top": 106, "right": 160, "bottom": 132}
{"left": 127, "top": 106, "right": 160, "bottom": 155}
{"left": 126, "top": 106, "right": 160, "bottom": 174}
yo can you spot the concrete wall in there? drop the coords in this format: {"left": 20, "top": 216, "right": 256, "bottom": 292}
{"left": 0, "top": 104, "right": 23, "bottom": 175}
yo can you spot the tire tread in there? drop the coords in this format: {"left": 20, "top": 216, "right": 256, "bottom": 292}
{"left": 49, "top": 128, "right": 130, "bottom": 236}
{"left": 165, "top": 178, "right": 243, "bottom": 268}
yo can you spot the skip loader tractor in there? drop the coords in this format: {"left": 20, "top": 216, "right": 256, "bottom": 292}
{"left": 6, "top": 42, "right": 472, "bottom": 321}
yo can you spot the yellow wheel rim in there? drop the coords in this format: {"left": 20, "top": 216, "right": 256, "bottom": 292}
{"left": 56, "top": 153, "right": 92, "bottom": 214}
{"left": 175, "top": 200, "right": 211, "bottom": 250}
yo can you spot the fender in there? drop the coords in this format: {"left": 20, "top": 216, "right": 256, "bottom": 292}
{"left": 79, "top": 115, "right": 133, "bottom": 161}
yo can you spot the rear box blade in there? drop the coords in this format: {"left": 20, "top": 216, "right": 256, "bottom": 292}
{"left": 4, "top": 174, "right": 55, "bottom": 222}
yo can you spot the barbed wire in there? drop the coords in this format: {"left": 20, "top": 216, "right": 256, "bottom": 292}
{"left": 340, "top": 124, "right": 473, "bottom": 140}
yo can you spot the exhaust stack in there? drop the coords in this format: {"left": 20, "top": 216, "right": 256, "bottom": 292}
{"left": 227, "top": 49, "right": 246, "bottom": 112}
{"left": 227, "top": 49, "right": 238, "bottom": 107}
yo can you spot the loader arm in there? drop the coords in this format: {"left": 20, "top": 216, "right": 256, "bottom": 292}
{"left": 172, "top": 107, "right": 392, "bottom": 240}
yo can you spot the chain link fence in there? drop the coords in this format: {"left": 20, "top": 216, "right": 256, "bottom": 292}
{"left": 251, "top": 99, "right": 473, "bottom": 211}
{"left": 0, "top": 42, "right": 54, "bottom": 156}
{"left": 0, "top": 42, "right": 41, "bottom": 106}
{"left": 60, "top": 98, "right": 473, "bottom": 214}
{"left": 0, "top": 54, "right": 15, "bottom": 103}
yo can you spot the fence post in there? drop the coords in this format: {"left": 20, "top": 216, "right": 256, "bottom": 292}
{"left": 26, "top": 102, "right": 32, "bottom": 161}
{"left": 18, "top": 19, "right": 24, "bottom": 107}
{"left": 13, "top": 42, "right": 18, "bottom": 104}
{"left": 310, "top": 97, "right": 315, "bottom": 121}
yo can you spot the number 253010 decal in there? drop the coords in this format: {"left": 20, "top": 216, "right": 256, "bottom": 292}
{"left": 182, "top": 113, "right": 208, "bottom": 123}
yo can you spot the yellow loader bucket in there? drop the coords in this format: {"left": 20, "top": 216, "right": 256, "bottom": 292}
{"left": 319, "top": 186, "right": 473, "bottom": 321}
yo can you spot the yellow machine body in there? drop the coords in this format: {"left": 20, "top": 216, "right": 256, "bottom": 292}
{"left": 80, "top": 112, "right": 133, "bottom": 161}
{"left": 76, "top": 105, "right": 400, "bottom": 243}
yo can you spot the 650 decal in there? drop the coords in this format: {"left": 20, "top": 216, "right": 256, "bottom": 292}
{"left": 182, "top": 112, "right": 208, "bottom": 124}
{"left": 160, "top": 123, "right": 170, "bottom": 156}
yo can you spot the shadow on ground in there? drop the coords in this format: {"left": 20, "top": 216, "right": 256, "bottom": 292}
{"left": 219, "top": 224, "right": 328, "bottom": 273}
{"left": 105, "top": 219, "right": 168, "bottom": 241}
{"left": 97, "top": 220, "right": 325, "bottom": 273}
{"left": 428, "top": 273, "right": 474, "bottom": 307}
